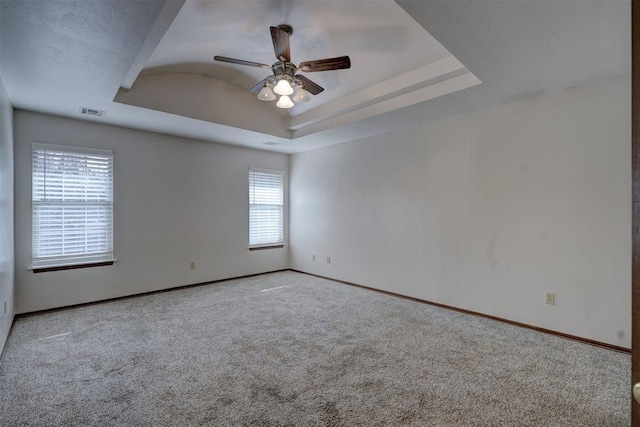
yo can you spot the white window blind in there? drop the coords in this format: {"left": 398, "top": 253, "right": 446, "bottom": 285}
{"left": 249, "top": 168, "right": 284, "bottom": 247}
{"left": 32, "top": 144, "right": 114, "bottom": 267}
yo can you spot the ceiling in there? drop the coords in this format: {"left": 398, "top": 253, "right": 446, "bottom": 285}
{"left": 0, "top": 0, "right": 630, "bottom": 154}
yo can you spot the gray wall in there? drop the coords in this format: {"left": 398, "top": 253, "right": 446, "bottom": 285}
{"left": 290, "top": 76, "right": 631, "bottom": 348}
{"left": 14, "top": 111, "right": 289, "bottom": 313}
{"left": 0, "top": 73, "right": 14, "bottom": 355}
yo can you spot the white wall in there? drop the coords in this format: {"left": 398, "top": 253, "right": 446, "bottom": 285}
{"left": 290, "top": 76, "right": 631, "bottom": 348}
{"left": 0, "top": 73, "right": 14, "bottom": 356}
{"left": 14, "top": 111, "right": 289, "bottom": 313}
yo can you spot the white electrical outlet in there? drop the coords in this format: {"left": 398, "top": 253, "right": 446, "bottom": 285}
{"left": 545, "top": 292, "right": 555, "bottom": 305}
{"left": 312, "top": 254, "right": 316, "bottom": 261}
{"left": 190, "top": 261, "right": 196, "bottom": 270}
{"left": 326, "top": 257, "right": 331, "bottom": 264}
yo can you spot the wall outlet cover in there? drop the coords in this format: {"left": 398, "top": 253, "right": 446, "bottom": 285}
{"left": 545, "top": 292, "right": 555, "bottom": 305}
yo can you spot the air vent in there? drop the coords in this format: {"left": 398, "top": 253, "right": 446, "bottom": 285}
{"left": 79, "top": 107, "right": 106, "bottom": 117}
{"left": 263, "top": 141, "right": 282, "bottom": 146}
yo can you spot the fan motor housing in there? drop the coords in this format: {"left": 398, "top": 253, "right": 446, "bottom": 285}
{"left": 272, "top": 61, "right": 297, "bottom": 78}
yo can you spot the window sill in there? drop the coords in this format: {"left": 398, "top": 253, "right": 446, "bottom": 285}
{"left": 29, "top": 259, "right": 117, "bottom": 273}
{"left": 248, "top": 244, "right": 285, "bottom": 251}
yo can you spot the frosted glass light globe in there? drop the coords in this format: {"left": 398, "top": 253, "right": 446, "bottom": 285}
{"left": 293, "top": 87, "right": 311, "bottom": 103}
{"left": 276, "top": 95, "right": 294, "bottom": 109}
{"left": 257, "top": 84, "right": 276, "bottom": 101}
{"left": 273, "top": 79, "right": 294, "bottom": 96}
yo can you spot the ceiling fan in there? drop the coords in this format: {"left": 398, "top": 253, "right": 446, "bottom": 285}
{"left": 214, "top": 24, "right": 351, "bottom": 109}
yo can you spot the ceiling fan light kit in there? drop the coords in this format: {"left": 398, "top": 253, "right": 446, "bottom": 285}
{"left": 214, "top": 24, "right": 351, "bottom": 109}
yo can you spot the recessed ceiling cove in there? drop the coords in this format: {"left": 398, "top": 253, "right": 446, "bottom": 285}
{"left": 114, "top": 0, "right": 480, "bottom": 140}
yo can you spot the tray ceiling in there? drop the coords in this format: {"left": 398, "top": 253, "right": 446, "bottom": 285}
{"left": 0, "top": 0, "right": 629, "bottom": 153}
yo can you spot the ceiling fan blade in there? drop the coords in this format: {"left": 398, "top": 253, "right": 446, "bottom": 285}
{"left": 249, "top": 78, "right": 269, "bottom": 94}
{"left": 214, "top": 56, "right": 271, "bottom": 70}
{"left": 270, "top": 26, "right": 291, "bottom": 62}
{"left": 298, "top": 56, "right": 351, "bottom": 72}
{"left": 296, "top": 75, "right": 324, "bottom": 95}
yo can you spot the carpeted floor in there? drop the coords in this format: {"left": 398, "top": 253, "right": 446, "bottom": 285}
{"left": 0, "top": 271, "right": 630, "bottom": 426}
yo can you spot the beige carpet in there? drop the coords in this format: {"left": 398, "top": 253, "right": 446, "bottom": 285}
{"left": 0, "top": 271, "right": 630, "bottom": 426}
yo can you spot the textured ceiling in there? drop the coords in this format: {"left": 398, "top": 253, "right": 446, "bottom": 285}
{"left": 142, "top": 0, "right": 452, "bottom": 115}
{"left": 0, "top": 0, "right": 630, "bottom": 154}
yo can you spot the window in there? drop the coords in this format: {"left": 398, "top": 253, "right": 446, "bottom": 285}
{"left": 32, "top": 144, "right": 114, "bottom": 269}
{"left": 249, "top": 168, "right": 284, "bottom": 247}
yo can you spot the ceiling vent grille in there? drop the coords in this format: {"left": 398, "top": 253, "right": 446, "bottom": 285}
{"left": 79, "top": 107, "right": 106, "bottom": 117}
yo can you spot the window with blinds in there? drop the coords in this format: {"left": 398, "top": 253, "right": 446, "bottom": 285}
{"left": 249, "top": 168, "right": 284, "bottom": 247}
{"left": 32, "top": 144, "right": 114, "bottom": 268}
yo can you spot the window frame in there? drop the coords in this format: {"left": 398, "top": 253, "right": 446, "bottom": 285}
{"left": 30, "top": 143, "right": 116, "bottom": 271}
{"left": 248, "top": 167, "right": 285, "bottom": 249}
